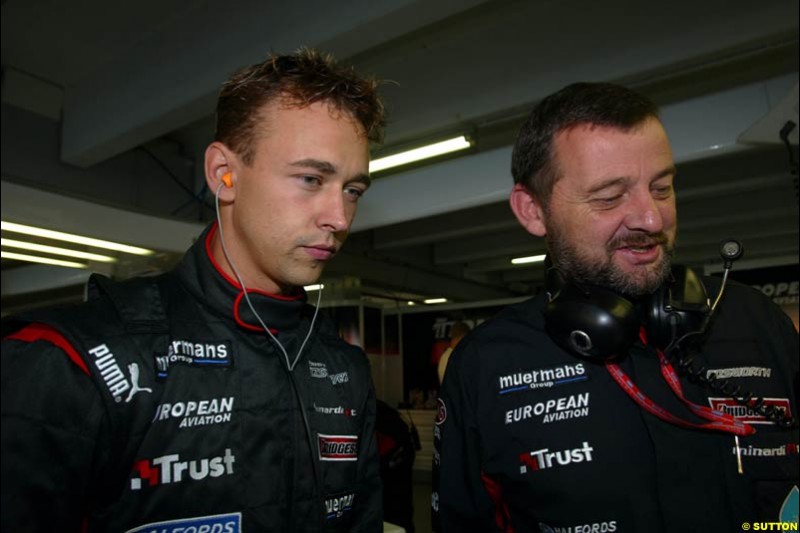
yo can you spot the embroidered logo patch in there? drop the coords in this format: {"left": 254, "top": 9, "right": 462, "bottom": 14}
{"left": 318, "top": 434, "right": 358, "bottom": 461}
{"left": 155, "top": 339, "right": 232, "bottom": 379}
{"left": 125, "top": 512, "right": 241, "bottom": 533}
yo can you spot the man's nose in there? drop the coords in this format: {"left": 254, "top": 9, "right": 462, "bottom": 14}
{"left": 624, "top": 191, "right": 664, "bottom": 233}
{"left": 318, "top": 190, "right": 349, "bottom": 233}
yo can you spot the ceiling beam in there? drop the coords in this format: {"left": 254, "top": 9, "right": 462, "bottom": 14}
{"left": 60, "top": 0, "right": 489, "bottom": 167}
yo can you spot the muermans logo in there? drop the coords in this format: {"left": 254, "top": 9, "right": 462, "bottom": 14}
{"left": 155, "top": 339, "right": 232, "bottom": 378}
{"left": 499, "top": 363, "right": 587, "bottom": 395}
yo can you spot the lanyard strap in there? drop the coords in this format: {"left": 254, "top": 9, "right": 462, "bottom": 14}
{"left": 605, "top": 330, "right": 754, "bottom": 436}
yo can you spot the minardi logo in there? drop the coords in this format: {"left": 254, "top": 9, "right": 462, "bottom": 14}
{"left": 318, "top": 434, "right": 358, "bottom": 461}
{"left": 325, "top": 493, "right": 355, "bottom": 520}
{"left": 314, "top": 404, "right": 356, "bottom": 417}
{"left": 499, "top": 363, "right": 587, "bottom": 395}
{"left": 153, "top": 397, "right": 235, "bottom": 429}
{"left": 89, "top": 344, "right": 130, "bottom": 399}
{"left": 708, "top": 397, "right": 791, "bottom": 425}
{"left": 130, "top": 448, "right": 235, "bottom": 490}
{"left": 519, "top": 441, "right": 594, "bottom": 474}
{"left": 731, "top": 442, "right": 798, "bottom": 458}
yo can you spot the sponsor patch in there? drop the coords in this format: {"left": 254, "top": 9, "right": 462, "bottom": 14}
{"left": 708, "top": 397, "right": 791, "bottom": 424}
{"left": 155, "top": 339, "right": 232, "bottom": 379}
{"left": 539, "top": 521, "right": 618, "bottom": 533}
{"left": 308, "top": 360, "right": 349, "bottom": 385}
{"left": 88, "top": 345, "right": 152, "bottom": 403}
{"left": 130, "top": 449, "right": 235, "bottom": 490}
{"left": 125, "top": 512, "right": 241, "bottom": 533}
{"left": 153, "top": 397, "right": 235, "bottom": 429}
{"left": 89, "top": 344, "right": 130, "bottom": 400}
{"left": 435, "top": 398, "right": 447, "bottom": 425}
{"left": 730, "top": 443, "right": 798, "bottom": 458}
{"left": 505, "top": 393, "right": 590, "bottom": 425}
{"left": 519, "top": 441, "right": 594, "bottom": 474}
{"left": 498, "top": 363, "right": 587, "bottom": 396}
{"left": 318, "top": 434, "right": 359, "bottom": 461}
{"left": 706, "top": 366, "right": 772, "bottom": 379}
{"left": 313, "top": 403, "right": 356, "bottom": 417}
{"left": 325, "top": 492, "right": 355, "bottom": 520}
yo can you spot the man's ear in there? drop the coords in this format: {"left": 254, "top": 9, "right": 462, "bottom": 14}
{"left": 205, "top": 142, "right": 238, "bottom": 200}
{"left": 509, "top": 183, "right": 547, "bottom": 237}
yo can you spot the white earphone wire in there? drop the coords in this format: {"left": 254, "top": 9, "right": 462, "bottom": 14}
{"left": 215, "top": 182, "right": 322, "bottom": 371}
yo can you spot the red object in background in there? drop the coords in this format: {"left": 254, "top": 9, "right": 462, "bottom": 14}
{"left": 429, "top": 340, "right": 449, "bottom": 366}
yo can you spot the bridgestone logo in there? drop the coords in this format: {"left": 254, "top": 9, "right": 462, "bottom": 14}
{"left": 499, "top": 363, "right": 587, "bottom": 395}
{"left": 708, "top": 397, "right": 791, "bottom": 424}
{"left": 318, "top": 434, "right": 358, "bottom": 461}
{"left": 89, "top": 344, "right": 130, "bottom": 399}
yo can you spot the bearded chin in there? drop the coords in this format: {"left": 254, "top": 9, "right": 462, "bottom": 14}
{"left": 546, "top": 231, "right": 675, "bottom": 298}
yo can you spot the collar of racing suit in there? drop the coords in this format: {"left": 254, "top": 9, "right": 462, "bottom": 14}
{"left": 174, "top": 222, "right": 309, "bottom": 333}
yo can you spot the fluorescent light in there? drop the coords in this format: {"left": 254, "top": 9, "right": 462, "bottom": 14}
{"left": 1, "top": 251, "right": 87, "bottom": 269}
{"left": 304, "top": 283, "right": 324, "bottom": 292}
{"left": 424, "top": 298, "right": 448, "bottom": 304}
{"left": 511, "top": 254, "right": 547, "bottom": 265}
{"left": 1, "top": 221, "right": 155, "bottom": 256}
{"left": 369, "top": 136, "right": 472, "bottom": 173}
{"left": 406, "top": 301, "right": 416, "bottom": 306}
{"left": 2, "top": 238, "right": 117, "bottom": 263}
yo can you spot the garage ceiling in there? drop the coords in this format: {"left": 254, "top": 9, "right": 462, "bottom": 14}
{"left": 2, "top": 0, "right": 798, "bottom": 312}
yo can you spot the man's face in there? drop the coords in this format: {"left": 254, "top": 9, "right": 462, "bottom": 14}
{"left": 543, "top": 118, "right": 677, "bottom": 296}
{"left": 229, "top": 100, "right": 370, "bottom": 293}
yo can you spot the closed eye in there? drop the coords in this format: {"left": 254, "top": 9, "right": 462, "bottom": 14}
{"left": 591, "top": 195, "right": 623, "bottom": 208}
{"left": 344, "top": 185, "right": 366, "bottom": 201}
{"left": 299, "top": 175, "right": 323, "bottom": 188}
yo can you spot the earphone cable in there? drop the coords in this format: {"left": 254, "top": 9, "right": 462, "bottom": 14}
{"left": 215, "top": 183, "right": 322, "bottom": 372}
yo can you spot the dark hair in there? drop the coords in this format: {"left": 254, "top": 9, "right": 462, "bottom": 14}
{"left": 215, "top": 47, "right": 386, "bottom": 165}
{"left": 511, "top": 82, "right": 659, "bottom": 206}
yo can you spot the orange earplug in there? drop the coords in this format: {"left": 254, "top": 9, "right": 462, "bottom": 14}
{"left": 221, "top": 172, "right": 233, "bottom": 188}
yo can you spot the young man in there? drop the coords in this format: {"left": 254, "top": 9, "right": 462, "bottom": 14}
{"left": 433, "top": 83, "right": 799, "bottom": 532}
{"left": 2, "top": 49, "right": 386, "bottom": 532}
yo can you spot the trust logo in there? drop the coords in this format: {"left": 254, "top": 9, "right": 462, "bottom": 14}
{"left": 130, "top": 449, "right": 235, "bottom": 490}
{"left": 519, "top": 441, "right": 594, "bottom": 474}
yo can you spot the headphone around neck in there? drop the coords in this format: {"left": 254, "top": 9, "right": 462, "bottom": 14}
{"left": 543, "top": 262, "right": 709, "bottom": 361}
{"left": 542, "top": 242, "right": 797, "bottom": 429}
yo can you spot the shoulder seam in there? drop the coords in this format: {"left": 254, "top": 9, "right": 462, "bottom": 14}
{"left": 5, "top": 323, "right": 91, "bottom": 376}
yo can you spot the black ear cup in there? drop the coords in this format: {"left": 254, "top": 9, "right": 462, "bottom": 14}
{"left": 645, "top": 265, "right": 710, "bottom": 350}
{"left": 544, "top": 263, "right": 710, "bottom": 360}
{"left": 545, "top": 283, "right": 640, "bottom": 359}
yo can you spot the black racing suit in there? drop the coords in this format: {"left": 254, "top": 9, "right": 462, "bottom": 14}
{"left": 433, "top": 278, "right": 799, "bottom": 532}
{"left": 1, "top": 223, "right": 382, "bottom": 533}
